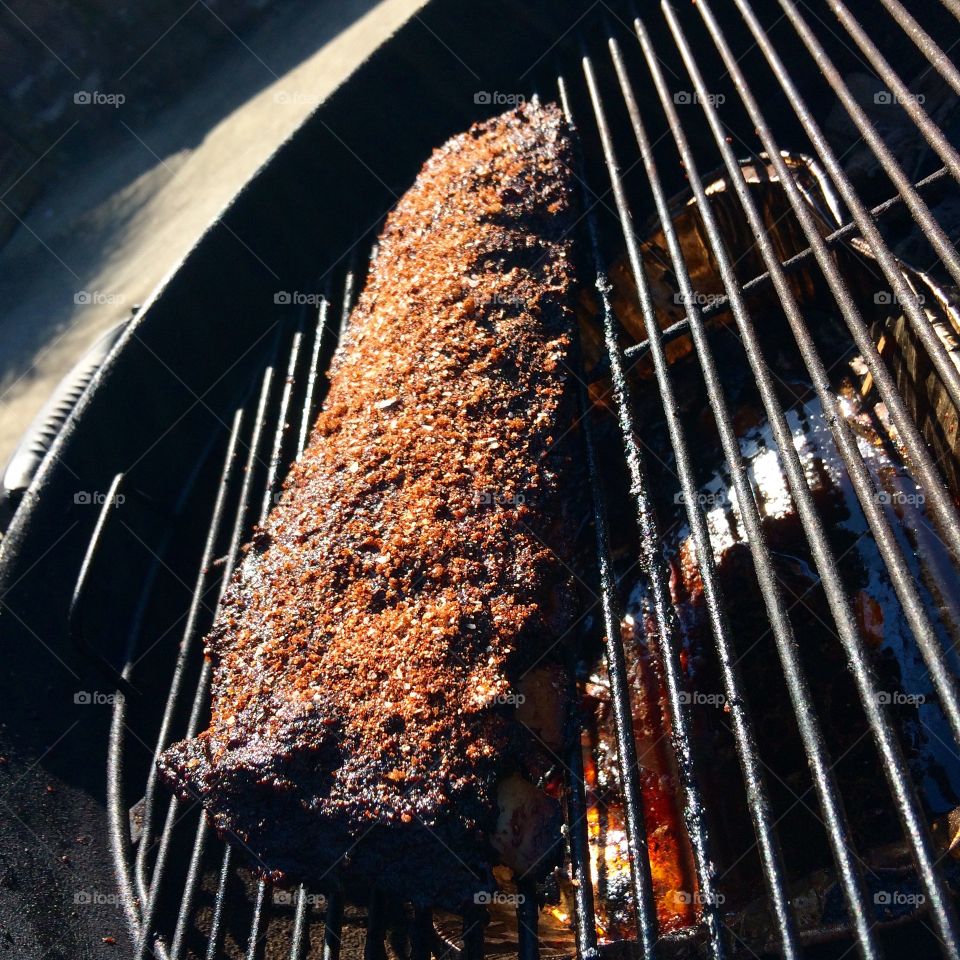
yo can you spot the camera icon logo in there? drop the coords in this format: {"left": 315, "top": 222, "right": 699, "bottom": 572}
{"left": 474, "top": 91, "right": 492, "bottom": 105}
{"left": 74, "top": 91, "right": 92, "bottom": 105}
{"left": 274, "top": 291, "right": 292, "bottom": 305}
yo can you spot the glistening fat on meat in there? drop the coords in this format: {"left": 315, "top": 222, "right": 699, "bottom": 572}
{"left": 158, "top": 100, "right": 584, "bottom": 909}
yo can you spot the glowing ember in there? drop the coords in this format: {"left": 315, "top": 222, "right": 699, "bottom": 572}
{"left": 582, "top": 654, "right": 699, "bottom": 940}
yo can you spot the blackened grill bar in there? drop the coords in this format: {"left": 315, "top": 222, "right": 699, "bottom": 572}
{"left": 635, "top": 7, "right": 960, "bottom": 952}
{"left": 790, "top": 0, "right": 960, "bottom": 290}
{"left": 691, "top": 14, "right": 960, "bottom": 573}
{"left": 127, "top": 406, "right": 246, "bottom": 960}
{"left": 167, "top": 365, "right": 277, "bottom": 960}
{"left": 724, "top": 0, "right": 960, "bottom": 561}
{"left": 824, "top": 0, "right": 960, "bottom": 185}
{"left": 559, "top": 71, "right": 674, "bottom": 960}
{"left": 666, "top": 0, "right": 960, "bottom": 832}
{"left": 199, "top": 327, "right": 309, "bottom": 960}
{"left": 570, "top": 124, "right": 661, "bottom": 958}
{"left": 621, "top": 162, "right": 953, "bottom": 338}
{"left": 571, "top": 68, "right": 803, "bottom": 958}
{"left": 768, "top": 0, "right": 960, "bottom": 418}
{"left": 585, "top": 32, "right": 879, "bottom": 957}
{"left": 876, "top": 0, "right": 960, "bottom": 93}
{"left": 687, "top": 0, "right": 960, "bottom": 750}
{"left": 580, "top": 54, "right": 731, "bottom": 960}
{"left": 669, "top": 0, "right": 960, "bottom": 828}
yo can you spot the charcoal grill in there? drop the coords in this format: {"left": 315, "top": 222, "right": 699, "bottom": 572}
{"left": 2, "top": 0, "right": 960, "bottom": 957}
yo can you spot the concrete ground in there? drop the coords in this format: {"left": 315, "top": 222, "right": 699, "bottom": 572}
{"left": 0, "top": 0, "right": 426, "bottom": 465}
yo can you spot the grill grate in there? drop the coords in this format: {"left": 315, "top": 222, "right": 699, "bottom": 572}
{"left": 64, "top": 1, "right": 960, "bottom": 957}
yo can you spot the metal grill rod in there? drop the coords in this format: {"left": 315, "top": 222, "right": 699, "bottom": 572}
{"left": 297, "top": 299, "right": 331, "bottom": 461}
{"left": 694, "top": 0, "right": 960, "bottom": 952}
{"left": 91, "top": 473, "right": 149, "bottom": 943}
{"left": 245, "top": 880, "right": 268, "bottom": 960}
{"left": 324, "top": 892, "right": 345, "bottom": 960}
{"left": 289, "top": 886, "right": 312, "bottom": 960}
{"left": 604, "top": 26, "right": 887, "bottom": 957}
{"left": 825, "top": 0, "right": 960, "bottom": 184}
{"left": 622, "top": 162, "right": 952, "bottom": 349}
{"left": 691, "top": 0, "right": 960, "bottom": 567}
{"left": 132, "top": 300, "right": 341, "bottom": 959}
{"left": 662, "top": 0, "right": 960, "bottom": 777}
{"left": 876, "top": 0, "right": 960, "bottom": 95}
{"left": 369, "top": 892, "right": 392, "bottom": 960}
{"left": 635, "top": 8, "right": 960, "bottom": 954}
{"left": 205, "top": 845, "right": 233, "bottom": 960}
{"left": 129, "top": 409, "right": 245, "bottom": 959}
{"left": 763, "top": 0, "right": 960, "bottom": 419}
{"left": 726, "top": 0, "right": 960, "bottom": 563}
{"left": 168, "top": 365, "right": 277, "bottom": 960}
{"left": 339, "top": 269, "right": 356, "bottom": 338}
{"left": 559, "top": 74, "right": 659, "bottom": 959}
{"left": 240, "top": 303, "right": 341, "bottom": 960}
{"left": 652, "top": 0, "right": 960, "bottom": 946}
{"left": 567, "top": 59, "right": 806, "bottom": 956}
{"left": 584, "top": 49, "right": 741, "bottom": 960}
{"left": 69, "top": 472, "right": 139, "bottom": 698}
{"left": 578, "top": 230, "right": 661, "bottom": 955}
{"left": 409, "top": 909, "right": 432, "bottom": 960}
{"left": 125, "top": 326, "right": 291, "bottom": 950}
{"left": 201, "top": 327, "right": 308, "bottom": 958}
{"left": 260, "top": 328, "right": 304, "bottom": 522}
{"left": 759, "top": 1, "right": 960, "bottom": 294}
{"left": 517, "top": 879, "right": 539, "bottom": 960}
{"left": 562, "top": 669, "right": 599, "bottom": 958}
